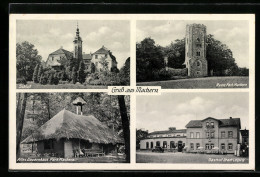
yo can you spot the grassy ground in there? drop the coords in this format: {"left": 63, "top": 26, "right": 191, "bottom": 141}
{"left": 17, "top": 81, "right": 107, "bottom": 89}
{"left": 136, "top": 151, "right": 249, "bottom": 163}
{"left": 17, "top": 153, "right": 127, "bottom": 163}
{"left": 137, "top": 76, "right": 249, "bottom": 89}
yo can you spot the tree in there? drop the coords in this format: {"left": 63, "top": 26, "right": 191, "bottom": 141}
{"left": 91, "top": 63, "right": 96, "bottom": 73}
{"left": 119, "top": 57, "right": 130, "bottom": 85}
{"left": 77, "top": 61, "right": 86, "bottom": 84}
{"left": 71, "top": 67, "right": 77, "bottom": 84}
{"left": 136, "top": 37, "right": 164, "bottom": 82}
{"left": 136, "top": 129, "right": 148, "bottom": 149}
{"left": 48, "top": 73, "right": 54, "bottom": 85}
{"left": 164, "top": 39, "right": 186, "bottom": 69}
{"left": 16, "top": 93, "right": 28, "bottom": 158}
{"left": 32, "top": 64, "right": 40, "bottom": 83}
{"left": 117, "top": 95, "right": 130, "bottom": 163}
{"left": 16, "top": 41, "right": 42, "bottom": 81}
{"left": 37, "top": 65, "right": 43, "bottom": 82}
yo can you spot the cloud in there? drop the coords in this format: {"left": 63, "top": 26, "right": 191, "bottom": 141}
{"left": 49, "top": 28, "right": 61, "bottom": 36}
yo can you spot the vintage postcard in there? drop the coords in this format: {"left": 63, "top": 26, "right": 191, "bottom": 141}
{"left": 9, "top": 14, "right": 255, "bottom": 171}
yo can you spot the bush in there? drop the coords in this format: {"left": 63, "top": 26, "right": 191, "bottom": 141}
{"left": 53, "top": 76, "right": 59, "bottom": 85}
{"left": 39, "top": 74, "right": 48, "bottom": 85}
{"left": 48, "top": 74, "right": 54, "bottom": 85}
{"left": 17, "top": 77, "right": 27, "bottom": 85}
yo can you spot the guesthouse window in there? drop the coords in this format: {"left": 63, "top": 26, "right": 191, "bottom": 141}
{"left": 163, "top": 141, "right": 167, "bottom": 148}
{"left": 156, "top": 141, "right": 160, "bottom": 147}
{"left": 95, "top": 55, "right": 98, "bottom": 59}
{"left": 146, "top": 142, "right": 149, "bottom": 149}
{"left": 206, "top": 132, "right": 210, "bottom": 138}
{"left": 206, "top": 122, "right": 209, "bottom": 127}
{"left": 210, "top": 144, "right": 214, "bottom": 149}
{"left": 105, "top": 54, "right": 107, "bottom": 57}
{"left": 190, "top": 143, "right": 194, "bottom": 150}
{"left": 211, "top": 132, "right": 214, "bottom": 138}
{"left": 228, "top": 131, "right": 233, "bottom": 138}
{"left": 196, "top": 132, "right": 200, "bottom": 138}
{"left": 196, "top": 143, "right": 200, "bottom": 149}
{"left": 221, "top": 143, "right": 225, "bottom": 150}
{"left": 210, "top": 122, "right": 214, "bottom": 127}
{"left": 228, "top": 143, "right": 233, "bottom": 150}
{"left": 221, "top": 131, "right": 225, "bottom": 138}
{"left": 205, "top": 144, "right": 209, "bottom": 150}
{"left": 190, "top": 132, "right": 194, "bottom": 138}
{"left": 150, "top": 142, "right": 153, "bottom": 148}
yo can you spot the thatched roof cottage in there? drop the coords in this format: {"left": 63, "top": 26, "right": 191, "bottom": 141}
{"left": 21, "top": 97, "right": 123, "bottom": 158}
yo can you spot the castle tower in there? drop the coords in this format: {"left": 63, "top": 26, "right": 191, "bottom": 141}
{"left": 185, "top": 24, "right": 208, "bottom": 77}
{"left": 73, "top": 22, "right": 83, "bottom": 61}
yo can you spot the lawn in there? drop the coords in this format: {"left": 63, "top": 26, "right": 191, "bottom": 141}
{"left": 17, "top": 81, "right": 107, "bottom": 89}
{"left": 136, "top": 151, "right": 249, "bottom": 163}
{"left": 137, "top": 76, "right": 249, "bottom": 89}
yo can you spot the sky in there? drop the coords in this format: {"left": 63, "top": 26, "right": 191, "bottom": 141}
{"left": 136, "top": 92, "right": 249, "bottom": 133}
{"left": 16, "top": 20, "right": 130, "bottom": 69}
{"left": 137, "top": 20, "right": 249, "bottom": 68}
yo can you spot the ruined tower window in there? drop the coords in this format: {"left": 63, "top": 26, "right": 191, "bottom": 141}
{"left": 197, "top": 61, "right": 200, "bottom": 66}
{"left": 196, "top": 37, "right": 200, "bottom": 42}
{"left": 196, "top": 51, "right": 201, "bottom": 56}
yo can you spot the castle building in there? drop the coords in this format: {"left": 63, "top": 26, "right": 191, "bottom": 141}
{"left": 140, "top": 117, "right": 243, "bottom": 154}
{"left": 46, "top": 24, "right": 117, "bottom": 72}
{"left": 184, "top": 24, "right": 208, "bottom": 77}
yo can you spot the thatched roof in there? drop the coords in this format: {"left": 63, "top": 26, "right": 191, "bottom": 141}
{"left": 21, "top": 109, "right": 123, "bottom": 145}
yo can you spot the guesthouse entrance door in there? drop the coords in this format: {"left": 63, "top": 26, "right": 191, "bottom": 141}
{"left": 178, "top": 141, "right": 183, "bottom": 152}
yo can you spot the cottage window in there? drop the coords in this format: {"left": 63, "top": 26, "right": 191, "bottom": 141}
{"left": 228, "top": 143, "right": 233, "bottom": 150}
{"left": 196, "top": 132, "right": 200, "bottom": 138}
{"left": 206, "top": 122, "right": 209, "bottom": 127}
{"left": 205, "top": 144, "right": 210, "bottom": 150}
{"left": 221, "top": 131, "right": 225, "bottom": 138}
{"left": 211, "top": 132, "right": 214, "bottom": 138}
{"left": 190, "top": 132, "right": 194, "bottom": 138}
{"left": 44, "top": 140, "right": 53, "bottom": 150}
{"left": 190, "top": 143, "right": 194, "bottom": 150}
{"left": 228, "top": 131, "right": 233, "bottom": 138}
{"left": 95, "top": 55, "right": 98, "bottom": 59}
{"left": 221, "top": 143, "right": 225, "bottom": 150}
{"left": 105, "top": 54, "right": 107, "bottom": 57}
{"left": 196, "top": 143, "right": 200, "bottom": 149}
{"left": 210, "top": 144, "right": 214, "bottom": 149}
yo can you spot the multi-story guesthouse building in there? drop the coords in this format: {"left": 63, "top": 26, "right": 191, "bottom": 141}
{"left": 46, "top": 25, "right": 117, "bottom": 72}
{"left": 140, "top": 117, "right": 244, "bottom": 153}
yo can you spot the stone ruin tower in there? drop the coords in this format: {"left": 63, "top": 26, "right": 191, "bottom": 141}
{"left": 184, "top": 24, "right": 208, "bottom": 77}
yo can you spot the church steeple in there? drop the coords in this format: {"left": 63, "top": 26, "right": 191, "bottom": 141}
{"left": 73, "top": 21, "right": 83, "bottom": 61}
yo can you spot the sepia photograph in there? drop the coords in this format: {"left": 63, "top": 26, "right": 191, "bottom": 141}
{"left": 136, "top": 20, "right": 251, "bottom": 89}
{"left": 16, "top": 20, "right": 130, "bottom": 89}
{"left": 16, "top": 93, "right": 130, "bottom": 163}
{"left": 136, "top": 92, "right": 249, "bottom": 163}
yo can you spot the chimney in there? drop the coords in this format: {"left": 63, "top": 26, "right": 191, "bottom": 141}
{"left": 60, "top": 46, "right": 63, "bottom": 49}
{"left": 169, "top": 127, "right": 176, "bottom": 131}
{"left": 72, "top": 97, "right": 87, "bottom": 115}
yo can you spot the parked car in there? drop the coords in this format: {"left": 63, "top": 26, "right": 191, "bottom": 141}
{"left": 152, "top": 146, "right": 164, "bottom": 153}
